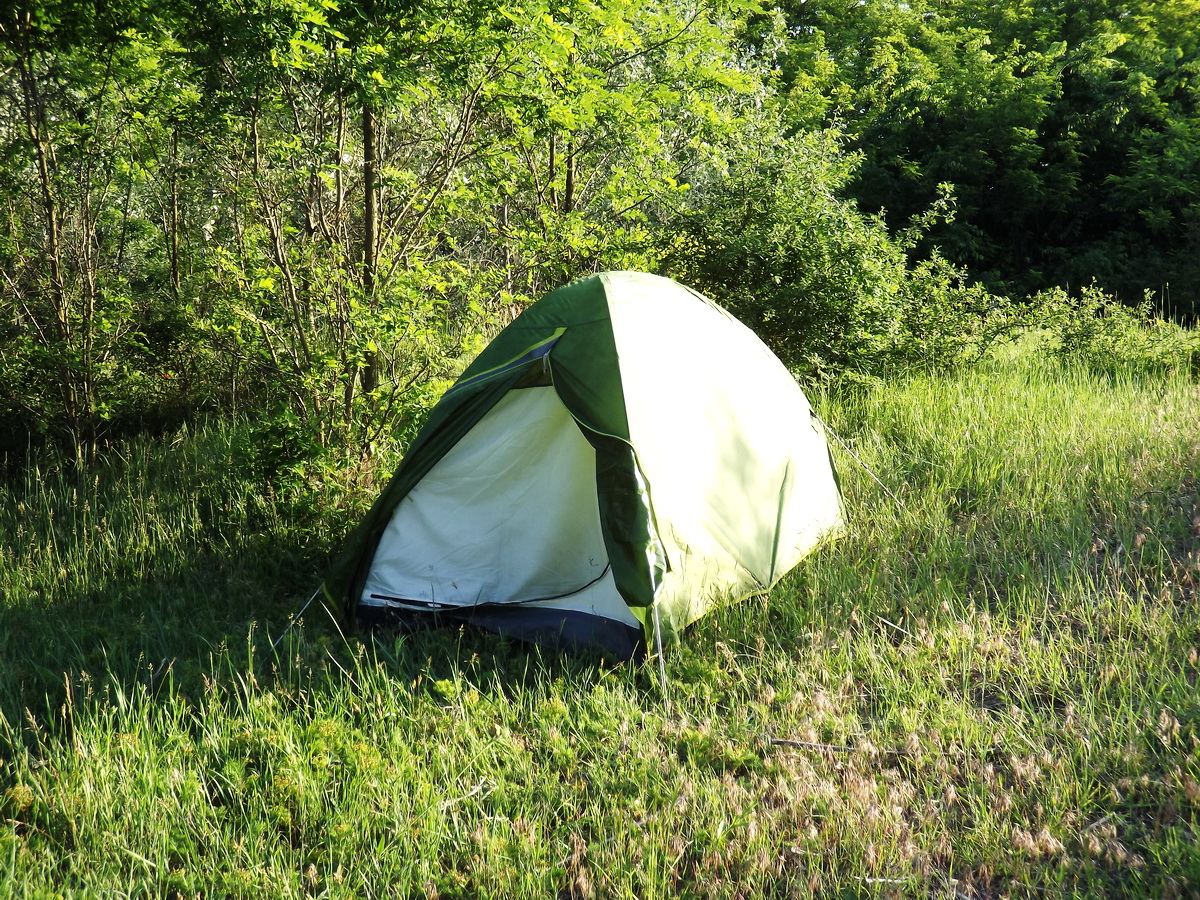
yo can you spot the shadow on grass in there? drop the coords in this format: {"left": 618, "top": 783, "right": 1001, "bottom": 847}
{"left": 0, "top": 424, "right": 356, "bottom": 736}
{"left": 346, "top": 617, "right": 641, "bottom": 703}
{"left": 0, "top": 479, "right": 639, "bottom": 746}
{"left": 0, "top": 529, "right": 326, "bottom": 734}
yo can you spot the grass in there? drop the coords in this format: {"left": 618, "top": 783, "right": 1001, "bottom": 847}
{"left": 1, "top": 354, "right": 1198, "bottom": 898}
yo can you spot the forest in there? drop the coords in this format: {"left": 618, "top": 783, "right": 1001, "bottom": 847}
{"left": 3, "top": 0, "right": 1198, "bottom": 469}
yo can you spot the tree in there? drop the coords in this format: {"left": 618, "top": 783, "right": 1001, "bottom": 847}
{"left": 757, "top": 0, "right": 1200, "bottom": 317}
{"left": 0, "top": 0, "right": 195, "bottom": 461}
{"left": 173, "top": 0, "right": 757, "bottom": 464}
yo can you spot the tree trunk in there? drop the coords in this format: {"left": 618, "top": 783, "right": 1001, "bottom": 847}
{"left": 360, "top": 100, "right": 380, "bottom": 396}
{"left": 169, "top": 126, "right": 181, "bottom": 302}
{"left": 563, "top": 135, "right": 575, "bottom": 213}
{"left": 15, "top": 26, "right": 84, "bottom": 459}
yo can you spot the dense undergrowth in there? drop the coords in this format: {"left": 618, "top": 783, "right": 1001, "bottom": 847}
{"left": 2, "top": 340, "right": 1198, "bottom": 898}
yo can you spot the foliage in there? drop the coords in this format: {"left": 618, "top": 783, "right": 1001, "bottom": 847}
{"left": 0, "top": 1, "right": 198, "bottom": 462}
{"left": 2, "top": 0, "right": 1198, "bottom": 465}
{"left": 1, "top": 0, "right": 760, "bottom": 464}
{"left": 663, "top": 127, "right": 1000, "bottom": 380}
{"left": 1037, "top": 284, "right": 1200, "bottom": 378}
{"left": 757, "top": 0, "right": 1200, "bottom": 317}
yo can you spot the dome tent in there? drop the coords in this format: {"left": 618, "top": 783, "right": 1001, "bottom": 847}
{"left": 326, "top": 272, "right": 844, "bottom": 660}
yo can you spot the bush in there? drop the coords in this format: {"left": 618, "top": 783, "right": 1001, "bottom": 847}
{"left": 1036, "top": 285, "right": 1200, "bottom": 378}
{"left": 661, "top": 130, "right": 1002, "bottom": 380}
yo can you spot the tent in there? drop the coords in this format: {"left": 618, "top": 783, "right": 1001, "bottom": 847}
{"left": 326, "top": 271, "right": 843, "bottom": 659}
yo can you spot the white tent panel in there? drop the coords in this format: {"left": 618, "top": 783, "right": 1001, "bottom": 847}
{"left": 604, "top": 272, "right": 843, "bottom": 624}
{"left": 362, "top": 386, "right": 627, "bottom": 622}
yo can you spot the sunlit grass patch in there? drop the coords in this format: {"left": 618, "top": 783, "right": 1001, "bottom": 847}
{"left": 2, "top": 358, "right": 1198, "bottom": 897}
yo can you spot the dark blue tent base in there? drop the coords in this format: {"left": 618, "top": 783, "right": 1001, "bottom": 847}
{"left": 356, "top": 602, "right": 645, "bottom": 661}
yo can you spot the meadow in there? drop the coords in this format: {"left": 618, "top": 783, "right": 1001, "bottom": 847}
{"left": 2, "top": 352, "right": 1198, "bottom": 898}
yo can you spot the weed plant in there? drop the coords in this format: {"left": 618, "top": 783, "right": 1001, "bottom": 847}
{"left": 1, "top": 355, "right": 1198, "bottom": 898}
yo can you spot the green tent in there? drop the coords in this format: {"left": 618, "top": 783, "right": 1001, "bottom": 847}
{"left": 327, "top": 272, "right": 843, "bottom": 659}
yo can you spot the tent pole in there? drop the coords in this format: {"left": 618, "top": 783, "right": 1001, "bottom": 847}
{"left": 652, "top": 603, "right": 670, "bottom": 713}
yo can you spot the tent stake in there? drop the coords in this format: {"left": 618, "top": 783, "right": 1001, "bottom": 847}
{"left": 652, "top": 603, "right": 670, "bottom": 713}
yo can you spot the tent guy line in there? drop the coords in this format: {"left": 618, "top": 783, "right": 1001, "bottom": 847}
{"left": 810, "top": 409, "right": 907, "bottom": 512}
{"left": 271, "top": 584, "right": 323, "bottom": 652}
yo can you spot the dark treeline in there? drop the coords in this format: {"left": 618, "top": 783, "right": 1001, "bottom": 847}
{"left": 2, "top": 0, "right": 1197, "bottom": 465}
{"left": 756, "top": 0, "right": 1200, "bottom": 311}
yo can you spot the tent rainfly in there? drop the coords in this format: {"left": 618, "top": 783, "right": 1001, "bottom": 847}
{"left": 326, "top": 271, "right": 844, "bottom": 659}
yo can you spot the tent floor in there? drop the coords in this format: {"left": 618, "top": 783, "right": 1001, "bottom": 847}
{"left": 356, "top": 602, "right": 644, "bottom": 662}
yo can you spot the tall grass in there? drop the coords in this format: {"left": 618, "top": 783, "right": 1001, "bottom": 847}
{"left": 2, "top": 358, "right": 1198, "bottom": 898}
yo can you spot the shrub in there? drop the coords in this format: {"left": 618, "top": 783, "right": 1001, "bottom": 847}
{"left": 661, "top": 130, "right": 1003, "bottom": 380}
{"left": 1036, "top": 285, "right": 1200, "bottom": 378}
